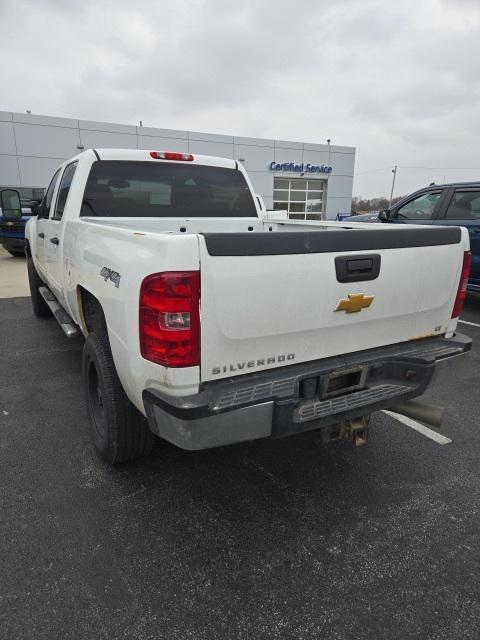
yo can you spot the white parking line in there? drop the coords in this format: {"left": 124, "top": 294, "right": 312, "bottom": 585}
{"left": 458, "top": 319, "right": 480, "bottom": 328}
{"left": 382, "top": 410, "right": 452, "bottom": 445}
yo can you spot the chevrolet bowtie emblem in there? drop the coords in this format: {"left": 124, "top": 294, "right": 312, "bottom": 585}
{"left": 334, "top": 293, "right": 375, "bottom": 313}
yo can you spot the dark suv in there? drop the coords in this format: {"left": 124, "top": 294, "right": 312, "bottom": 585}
{"left": 346, "top": 182, "right": 480, "bottom": 292}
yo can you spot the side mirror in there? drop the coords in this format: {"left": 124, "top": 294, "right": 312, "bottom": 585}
{"left": 378, "top": 209, "right": 392, "bottom": 223}
{"left": 0, "top": 189, "right": 22, "bottom": 220}
{"left": 29, "top": 199, "right": 43, "bottom": 216}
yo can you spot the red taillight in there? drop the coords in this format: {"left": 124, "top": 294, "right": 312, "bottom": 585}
{"left": 149, "top": 151, "right": 194, "bottom": 161}
{"left": 139, "top": 272, "right": 200, "bottom": 367}
{"left": 451, "top": 251, "right": 471, "bottom": 319}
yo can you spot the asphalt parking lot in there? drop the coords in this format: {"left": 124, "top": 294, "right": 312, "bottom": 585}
{"left": 1, "top": 255, "right": 479, "bottom": 640}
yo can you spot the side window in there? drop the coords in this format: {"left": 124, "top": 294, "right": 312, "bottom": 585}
{"left": 43, "top": 170, "right": 61, "bottom": 218}
{"left": 52, "top": 162, "right": 78, "bottom": 220}
{"left": 445, "top": 191, "right": 480, "bottom": 220}
{"left": 396, "top": 191, "right": 442, "bottom": 220}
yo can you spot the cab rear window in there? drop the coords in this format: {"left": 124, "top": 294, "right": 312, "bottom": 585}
{"left": 80, "top": 161, "right": 257, "bottom": 218}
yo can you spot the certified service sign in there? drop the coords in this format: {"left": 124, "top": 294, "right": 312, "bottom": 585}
{"left": 269, "top": 161, "right": 332, "bottom": 174}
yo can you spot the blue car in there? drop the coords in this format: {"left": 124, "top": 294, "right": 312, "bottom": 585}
{"left": 0, "top": 206, "right": 34, "bottom": 256}
{"left": 0, "top": 187, "right": 44, "bottom": 257}
{"left": 345, "top": 182, "right": 480, "bottom": 292}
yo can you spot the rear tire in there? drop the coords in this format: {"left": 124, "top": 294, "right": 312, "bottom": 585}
{"left": 27, "top": 257, "right": 51, "bottom": 317}
{"left": 7, "top": 250, "right": 25, "bottom": 258}
{"left": 82, "top": 332, "right": 155, "bottom": 465}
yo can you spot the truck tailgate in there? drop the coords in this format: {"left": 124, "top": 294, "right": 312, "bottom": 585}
{"left": 198, "top": 227, "right": 464, "bottom": 382}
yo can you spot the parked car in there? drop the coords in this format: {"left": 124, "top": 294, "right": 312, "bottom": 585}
{"left": 344, "top": 182, "right": 480, "bottom": 292}
{"left": 0, "top": 204, "right": 31, "bottom": 256}
{"left": 11, "top": 149, "right": 472, "bottom": 465}
{"left": 0, "top": 187, "right": 44, "bottom": 257}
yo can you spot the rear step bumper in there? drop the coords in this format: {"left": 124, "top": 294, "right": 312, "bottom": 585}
{"left": 143, "top": 333, "right": 472, "bottom": 450}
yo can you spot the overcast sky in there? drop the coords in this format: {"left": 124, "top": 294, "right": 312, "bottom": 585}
{"left": 1, "top": 0, "right": 479, "bottom": 197}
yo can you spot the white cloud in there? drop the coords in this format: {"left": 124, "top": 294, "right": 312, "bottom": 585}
{"left": 1, "top": 0, "right": 479, "bottom": 196}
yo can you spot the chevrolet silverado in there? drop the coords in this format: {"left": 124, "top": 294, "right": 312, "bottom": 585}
{"left": 19, "top": 148, "right": 472, "bottom": 464}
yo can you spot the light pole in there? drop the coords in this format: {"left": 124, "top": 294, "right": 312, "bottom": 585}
{"left": 389, "top": 165, "right": 397, "bottom": 208}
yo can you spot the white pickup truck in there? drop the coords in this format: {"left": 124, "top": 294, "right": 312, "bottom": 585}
{"left": 19, "top": 148, "right": 471, "bottom": 465}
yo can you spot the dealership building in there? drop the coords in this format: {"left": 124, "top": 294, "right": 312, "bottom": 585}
{"left": 0, "top": 110, "right": 355, "bottom": 219}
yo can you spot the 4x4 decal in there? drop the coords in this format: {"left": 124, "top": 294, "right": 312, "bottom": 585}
{"left": 100, "top": 266, "right": 121, "bottom": 288}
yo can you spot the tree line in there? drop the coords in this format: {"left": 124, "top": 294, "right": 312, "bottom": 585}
{"left": 351, "top": 196, "right": 404, "bottom": 214}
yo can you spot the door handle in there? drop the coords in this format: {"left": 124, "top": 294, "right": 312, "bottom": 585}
{"left": 38, "top": 232, "right": 44, "bottom": 239}
{"left": 50, "top": 237, "right": 59, "bottom": 245}
{"left": 335, "top": 254, "right": 381, "bottom": 283}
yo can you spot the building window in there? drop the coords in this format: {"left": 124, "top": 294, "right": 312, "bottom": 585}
{"left": 273, "top": 178, "right": 326, "bottom": 219}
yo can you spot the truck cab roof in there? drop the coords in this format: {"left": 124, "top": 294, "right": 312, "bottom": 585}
{"left": 91, "top": 148, "right": 238, "bottom": 170}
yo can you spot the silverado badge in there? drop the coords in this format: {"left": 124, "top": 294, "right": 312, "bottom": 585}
{"left": 334, "top": 293, "right": 375, "bottom": 314}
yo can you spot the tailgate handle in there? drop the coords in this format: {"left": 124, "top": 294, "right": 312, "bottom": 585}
{"left": 335, "top": 254, "right": 381, "bottom": 283}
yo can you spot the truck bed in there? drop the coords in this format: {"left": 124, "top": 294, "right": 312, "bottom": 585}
{"left": 73, "top": 216, "right": 466, "bottom": 386}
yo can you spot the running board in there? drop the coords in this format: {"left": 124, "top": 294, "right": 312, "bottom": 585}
{"left": 39, "top": 286, "right": 80, "bottom": 338}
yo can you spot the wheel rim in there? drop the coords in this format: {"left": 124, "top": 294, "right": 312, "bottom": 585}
{"left": 87, "top": 361, "right": 106, "bottom": 440}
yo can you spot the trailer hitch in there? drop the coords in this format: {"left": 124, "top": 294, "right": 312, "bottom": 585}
{"left": 320, "top": 416, "right": 369, "bottom": 446}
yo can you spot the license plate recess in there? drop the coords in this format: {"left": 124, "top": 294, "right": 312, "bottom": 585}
{"left": 320, "top": 365, "right": 368, "bottom": 399}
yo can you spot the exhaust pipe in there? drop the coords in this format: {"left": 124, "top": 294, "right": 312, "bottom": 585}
{"left": 387, "top": 399, "right": 444, "bottom": 429}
